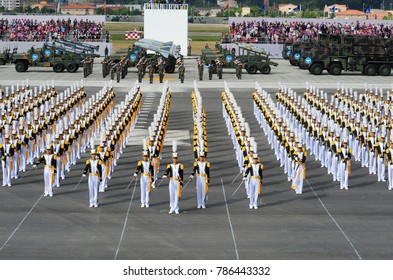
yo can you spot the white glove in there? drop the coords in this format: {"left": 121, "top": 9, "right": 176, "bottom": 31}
{"left": 133, "top": 173, "right": 138, "bottom": 177}
{"left": 162, "top": 175, "right": 167, "bottom": 179}
{"left": 242, "top": 177, "right": 247, "bottom": 181}
{"left": 33, "top": 165, "right": 37, "bottom": 168}
{"left": 82, "top": 174, "right": 86, "bottom": 177}
{"left": 189, "top": 175, "right": 194, "bottom": 179}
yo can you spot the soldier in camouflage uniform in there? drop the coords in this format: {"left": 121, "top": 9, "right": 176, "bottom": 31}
{"left": 116, "top": 62, "right": 121, "bottom": 83}
{"left": 148, "top": 61, "right": 155, "bottom": 84}
{"left": 178, "top": 59, "right": 185, "bottom": 83}
{"left": 216, "top": 58, "right": 223, "bottom": 79}
{"left": 208, "top": 60, "right": 214, "bottom": 80}
{"left": 110, "top": 62, "right": 116, "bottom": 80}
{"left": 235, "top": 59, "right": 242, "bottom": 80}
{"left": 197, "top": 58, "right": 204, "bottom": 81}
{"left": 157, "top": 58, "right": 165, "bottom": 83}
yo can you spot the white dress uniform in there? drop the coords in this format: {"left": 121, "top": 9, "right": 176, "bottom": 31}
{"left": 376, "top": 141, "right": 387, "bottom": 182}
{"left": 53, "top": 142, "right": 63, "bottom": 187}
{"left": 83, "top": 155, "right": 102, "bottom": 208}
{"left": 244, "top": 157, "right": 263, "bottom": 209}
{"left": 368, "top": 136, "right": 377, "bottom": 175}
{"left": 291, "top": 150, "right": 306, "bottom": 194}
{"left": 338, "top": 146, "right": 351, "bottom": 190}
{"left": 164, "top": 158, "right": 184, "bottom": 214}
{"left": 191, "top": 158, "right": 210, "bottom": 209}
{"left": 34, "top": 149, "right": 56, "bottom": 197}
{"left": 386, "top": 147, "right": 393, "bottom": 190}
{"left": 10, "top": 136, "right": 19, "bottom": 179}
{"left": 134, "top": 158, "right": 154, "bottom": 208}
{"left": 1, "top": 142, "right": 14, "bottom": 187}
{"left": 18, "top": 132, "right": 27, "bottom": 172}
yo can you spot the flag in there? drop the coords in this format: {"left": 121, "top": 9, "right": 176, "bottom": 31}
{"left": 293, "top": 4, "right": 301, "bottom": 12}
{"left": 329, "top": 6, "right": 335, "bottom": 13}
{"left": 364, "top": 5, "right": 371, "bottom": 13}
{"left": 258, "top": 5, "right": 266, "bottom": 13}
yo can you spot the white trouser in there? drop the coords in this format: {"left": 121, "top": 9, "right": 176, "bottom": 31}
{"left": 44, "top": 167, "right": 53, "bottom": 196}
{"left": 340, "top": 161, "right": 349, "bottom": 189}
{"left": 332, "top": 156, "right": 338, "bottom": 181}
{"left": 292, "top": 164, "right": 304, "bottom": 194}
{"left": 88, "top": 175, "right": 99, "bottom": 206}
{"left": 369, "top": 152, "right": 376, "bottom": 174}
{"left": 169, "top": 180, "right": 180, "bottom": 211}
{"left": 100, "top": 164, "right": 107, "bottom": 191}
{"left": 19, "top": 146, "right": 26, "bottom": 172}
{"left": 319, "top": 146, "right": 326, "bottom": 167}
{"left": 27, "top": 141, "right": 34, "bottom": 164}
{"left": 361, "top": 146, "right": 368, "bottom": 167}
{"left": 377, "top": 157, "right": 386, "bottom": 181}
{"left": 388, "top": 164, "right": 393, "bottom": 190}
{"left": 248, "top": 177, "right": 260, "bottom": 207}
{"left": 140, "top": 175, "right": 151, "bottom": 206}
{"left": 196, "top": 175, "right": 207, "bottom": 207}
{"left": 2, "top": 158, "right": 11, "bottom": 186}
{"left": 12, "top": 153, "right": 18, "bottom": 178}
{"left": 55, "top": 157, "right": 61, "bottom": 187}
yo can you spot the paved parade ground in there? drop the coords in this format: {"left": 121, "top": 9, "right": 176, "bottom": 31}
{"left": 0, "top": 59, "right": 393, "bottom": 260}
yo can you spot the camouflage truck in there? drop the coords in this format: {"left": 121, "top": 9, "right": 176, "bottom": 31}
{"left": 202, "top": 44, "right": 278, "bottom": 74}
{"left": 12, "top": 42, "right": 94, "bottom": 73}
{"left": 111, "top": 45, "right": 145, "bottom": 67}
{"left": 282, "top": 40, "right": 294, "bottom": 60}
{"left": 307, "top": 35, "right": 393, "bottom": 76}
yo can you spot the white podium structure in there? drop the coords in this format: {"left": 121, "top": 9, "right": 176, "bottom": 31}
{"left": 144, "top": 3, "right": 188, "bottom": 56}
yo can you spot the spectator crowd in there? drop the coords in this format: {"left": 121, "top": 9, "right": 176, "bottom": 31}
{"left": 0, "top": 18, "right": 104, "bottom": 42}
{"left": 222, "top": 20, "right": 393, "bottom": 44}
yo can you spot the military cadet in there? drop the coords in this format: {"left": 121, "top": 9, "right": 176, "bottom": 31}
{"left": 376, "top": 135, "right": 387, "bottom": 182}
{"left": 1, "top": 135, "right": 14, "bottom": 187}
{"left": 97, "top": 142, "right": 110, "bottom": 192}
{"left": 368, "top": 130, "right": 377, "bottom": 175}
{"left": 133, "top": 150, "right": 154, "bottom": 208}
{"left": 18, "top": 126, "right": 28, "bottom": 172}
{"left": 52, "top": 135, "right": 64, "bottom": 188}
{"left": 190, "top": 152, "right": 210, "bottom": 209}
{"left": 10, "top": 130, "right": 21, "bottom": 179}
{"left": 33, "top": 145, "right": 56, "bottom": 197}
{"left": 136, "top": 59, "right": 144, "bottom": 83}
{"left": 148, "top": 61, "right": 155, "bottom": 84}
{"left": 147, "top": 136, "right": 160, "bottom": 188}
{"left": 163, "top": 152, "right": 184, "bottom": 214}
{"left": 157, "top": 58, "right": 165, "bottom": 83}
{"left": 291, "top": 143, "right": 307, "bottom": 194}
{"left": 178, "top": 59, "right": 185, "bottom": 83}
{"left": 338, "top": 140, "right": 351, "bottom": 190}
{"left": 82, "top": 149, "right": 102, "bottom": 208}
{"left": 216, "top": 58, "right": 223, "bottom": 79}
{"left": 243, "top": 154, "right": 263, "bottom": 209}
{"left": 197, "top": 58, "right": 204, "bottom": 81}
{"left": 235, "top": 59, "right": 242, "bottom": 80}
{"left": 386, "top": 142, "right": 393, "bottom": 190}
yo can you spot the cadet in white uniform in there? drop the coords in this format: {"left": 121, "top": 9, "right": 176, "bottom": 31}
{"left": 163, "top": 153, "right": 184, "bottom": 214}
{"left": 1, "top": 135, "right": 14, "bottom": 187}
{"left": 133, "top": 151, "right": 154, "bottom": 208}
{"left": 338, "top": 140, "right": 352, "bottom": 190}
{"left": 386, "top": 142, "right": 393, "bottom": 190}
{"left": 243, "top": 154, "right": 263, "bottom": 209}
{"left": 190, "top": 152, "right": 210, "bottom": 209}
{"left": 291, "top": 145, "right": 307, "bottom": 195}
{"left": 83, "top": 149, "right": 102, "bottom": 208}
{"left": 33, "top": 145, "right": 57, "bottom": 197}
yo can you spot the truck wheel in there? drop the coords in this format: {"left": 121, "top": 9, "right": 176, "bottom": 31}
{"left": 378, "top": 64, "right": 391, "bottom": 76}
{"left": 66, "top": 63, "right": 78, "bottom": 73}
{"left": 260, "top": 64, "right": 271, "bottom": 74}
{"left": 15, "top": 62, "right": 28, "bottom": 72}
{"left": 0, "top": 59, "right": 5, "bottom": 65}
{"left": 364, "top": 64, "right": 377, "bottom": 76}
{"left": 289, "top": 59, "right": 297, "bottom": 66}
{"left": 165, "top": 64, "right": 175, "bottom": 73}
{"left": 53, "top": 63, "right": 65, "bottom": 73}
{"left": 310, "top": 63, "right": 323, "bottom": 75}
{"left": 246, "top": 64, "right": 257, "bottom": 74}
{"left": 328, "top": 63, "right": 342, "bottom": 75}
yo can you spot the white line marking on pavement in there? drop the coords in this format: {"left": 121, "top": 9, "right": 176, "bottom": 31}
{"left": 0, "top": 194, "right": 43, "bottom": 253}
{"left": 306, "top": 179, "right": 362, "bottom": 260}
{"left": 221, "top": 178, "right": 240, "bottom": 260}
{"left": 114, "top": 180, "right": 137, "bottom": 260}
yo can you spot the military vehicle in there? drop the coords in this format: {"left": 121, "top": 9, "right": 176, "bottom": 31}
{"left": 111, "top": 45, "right": 144, "bottom": 68}
{"left": 306, "top": 35, "right": 393, "bottom": 76}
{"left": 0, "top": 47, "right": 17, "bottom": 65}
{"left": 202, "top": 44, "right": 278, "bottom": 74}
{"left": 12, "top": 41, "right": 98, "bottom": 73}
{"left": 282, "top": 40, "right": 294, "bottom": 60}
